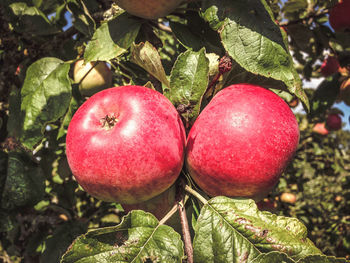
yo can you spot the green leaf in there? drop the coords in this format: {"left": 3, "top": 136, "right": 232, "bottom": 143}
{"left": 1, "top": 152, "right": 45, "bottom": 210}
{"left": 57, "top": 96, "right": 79, "bottom": 140}
{"left": 67, "top": 0, "right": 96, "bottom": 37}
{"left": 170, "top": 12, "right": 223, "bottom": 54}
{"left": 8, "top": 2, "right": 59, "bottom": 36}
{"left": 7, "top": 87, "right": 22, "bottom": 138}
{"left": 20, "top": 57, "right": 71, "bottom": 149}
{"left": 251, "top": 251, "right": 294, "bottom": 262}
{"left": 61, "top": 210, "right": 184, "bottom": 263}
{"left": 0, "top": 151, "right": 8, "bottom": 203}
{"left": 193, "top": 197, "right": 322, "bottom": 263}
{"left": 298, "top": 255, "right": 348, "bottom": 263}
{"left": 282, "top": 0, "right": 308, "bottom": 14}
{"left": 170, "top": 22, "right": 203, "bottom": 51}
{"left": 131, "top": 41, "right": 170, "bottom": 88}
{"left": 309, "top": 75, "right": 341, "bottom": 118}
{"left": 252, "top": 252, "right": 347, "bottom": 263}
{"left": 42, "top": 221, "right": 88, "bottom": 263}
{"left": 165, "top": 49, "right": 209, "bottom": 123}
{"left": 201, "top": 0, "right": 309, "bottom": 110}
{"left": 84, "top": 13, "right": 142, "bottom": 63}
{"left": 219, "top": 60, "right": 296, "bottom": 100}
{"left": 250, "top": 251, "right": 347, "bottom": 263}
{"left": 0, "top": 210, "right": 16, "bottom": 232}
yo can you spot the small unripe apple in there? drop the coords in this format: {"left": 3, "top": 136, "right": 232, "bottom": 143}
{"left": 312, "top": 122, "right": 329, "bottom": 135}
{"left": 320, "top": 56, "right": 340, "bottom": 77}
{"left": 339, "top": 78, "right": 350, "bottom": 106}
{"left": 73, "top": 59, "right": 112, "bottom": 97}
{"left": 115, "top": 0, "right": 183, "bottom": 19}
{"left": 329, "top": 0, "right": 350, "bottom": 32}
{"left": 66, "top": 85, "right": 186, "bottom": 204}
{"left": 186, "top": 84, "right": 300, "bottom": 201}
{"left": 326, "top": 113, "right": 342, "bottom": 131}
{"left": 335, "top": 195, "right": 343, "bottom": 202}
{"left": 280, "top": 192, "right": 297, "bottom": 204}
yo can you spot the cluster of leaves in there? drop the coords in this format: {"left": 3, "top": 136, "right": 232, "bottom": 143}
{"left": 0, "top": 0, "right": 349, "bottom": 262}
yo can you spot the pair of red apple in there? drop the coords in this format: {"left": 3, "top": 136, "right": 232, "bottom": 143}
{"left": 66, "top": 84, "right": 299, "bottom": 217}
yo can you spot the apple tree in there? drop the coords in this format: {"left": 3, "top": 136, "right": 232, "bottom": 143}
{"left": 0, "top": 0, "right": 350, "bottom": 262}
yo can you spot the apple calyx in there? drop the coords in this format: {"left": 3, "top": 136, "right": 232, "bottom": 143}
{"left": 100, "top": 114, "right": 118, "bottom": 130}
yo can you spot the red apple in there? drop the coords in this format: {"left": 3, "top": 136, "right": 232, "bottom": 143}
{"left": 74, "top": 59, "right": 113, "bottom": 97}
{"left": 66, "top": 85, "right": 186, "bottom": 204}
{"left": 329, "top": 0, "right": 350, "bottom": 32}
{"left": 326, "top": 113, "right": 342, "bottom": 131}
{"left": 115, "top": 0, "right": 183, "bottom": 19}
{"left": 320, "top": 56, "right": 340, "bottom": 77}
{"left": 312, "top": 122, "right": 329, "bottom": 135}
{"left": 186, "top": 84, "right": 299, "bottom": 200}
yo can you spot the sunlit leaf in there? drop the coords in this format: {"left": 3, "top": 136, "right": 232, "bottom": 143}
{"left": 193, "top": 197, "right": 322, "bottom": 263}
{"left": 61, "top": 210, "right": 184, "bottom": 263}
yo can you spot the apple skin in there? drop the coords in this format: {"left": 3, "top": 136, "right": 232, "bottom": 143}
{"left": 66, "top": 85, "right": 186, "bottom": 204}
{"left": 320, "top": 56, "right": 340, "bottom": 77}
{"left": 312, "top": 122, "right": 329, "bottom": 135}
{"left": 329, "top": 0, "right": 350, "bottom": 32}
{"left": 186, "top": 84, "right": 299, "bottom": 201}
{"left": 115, "top": 0, "right": 183, "bottom": 19}
{"left": 326, "top": 113, "right": 342, "bottom": 131}
{"left": 74, "top": 59, "right": 112, "bottom": 97}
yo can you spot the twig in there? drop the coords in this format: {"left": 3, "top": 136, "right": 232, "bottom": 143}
{"left": 184, "top": 185, "right": 208, "bottom": 205}
{"left": 178, "top": 200, "right": 193, "bottom": 263}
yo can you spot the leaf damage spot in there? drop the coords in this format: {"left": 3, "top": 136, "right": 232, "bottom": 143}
{"left": 113, "top": 232, "right": 128, "bottom": 247}
{"left": 239, "top": 251, "right": 249, "bottom": 263}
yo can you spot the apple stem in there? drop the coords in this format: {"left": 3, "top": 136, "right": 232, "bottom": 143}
{"left": 184, "top": 185, "right": 208, "bottom": 205}
{"left": 178, "top": 200, "right": 193, "bottom": 263}
{"left": 100, "top": 114, "right": 118, "bottom": 130}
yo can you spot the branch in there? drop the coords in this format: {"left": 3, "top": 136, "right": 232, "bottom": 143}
{"left": 184, "top": 185, "right": 208, "bottom": 205}
{"left": 176, "top": 178, "right": 193, "bottom": 263}
{"left": 178, "top": 200, "right": 193, "bottom": 263}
